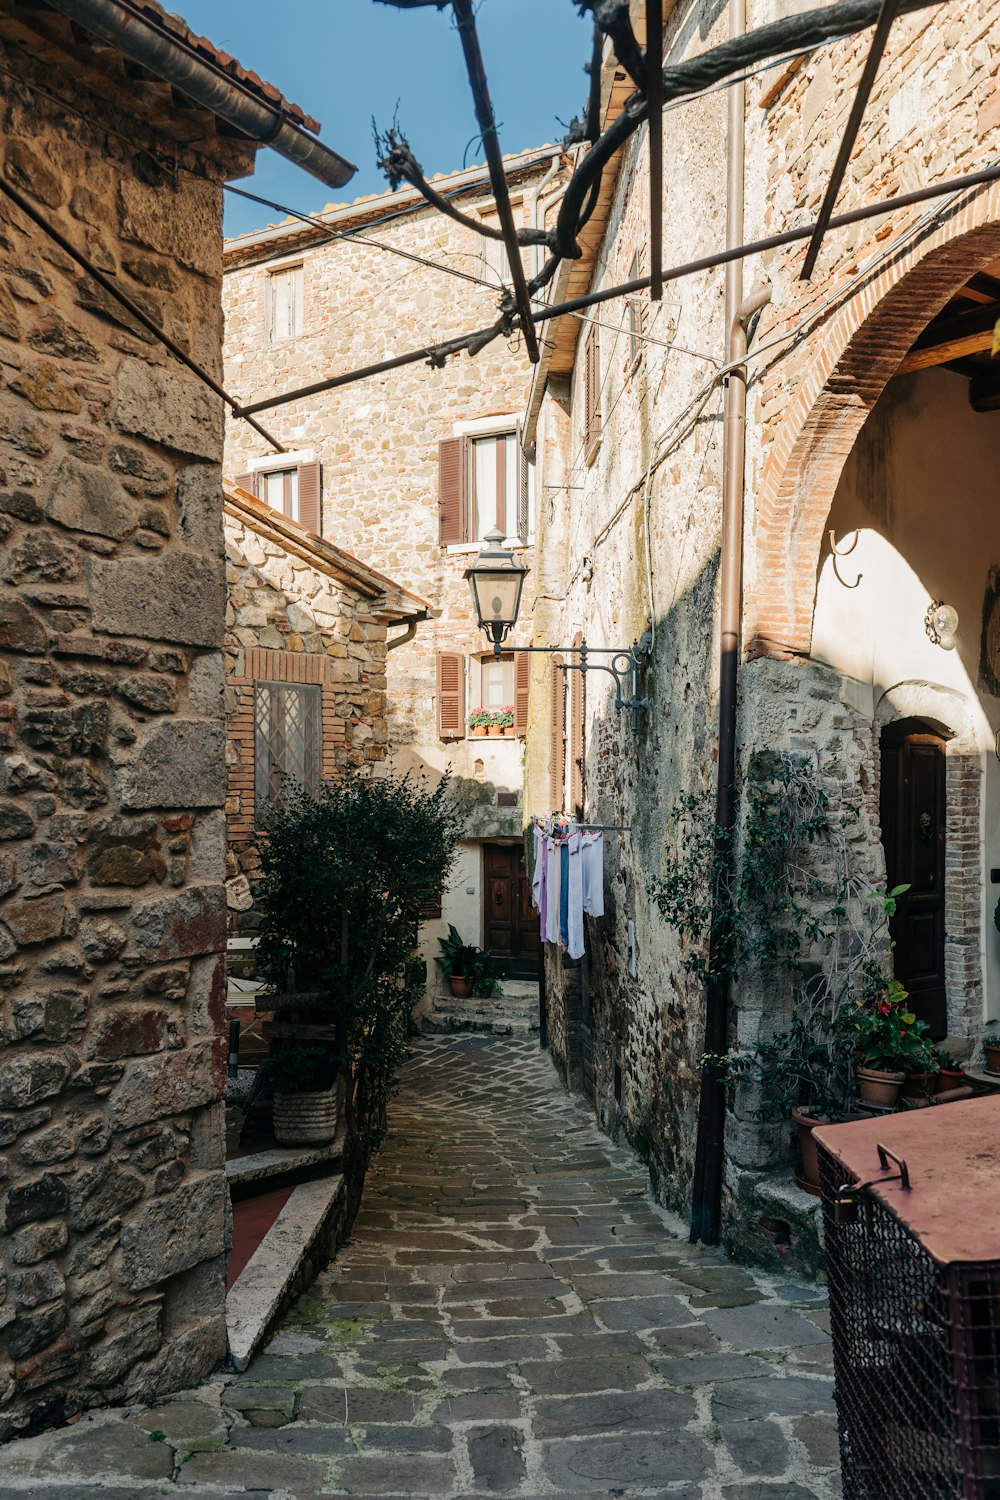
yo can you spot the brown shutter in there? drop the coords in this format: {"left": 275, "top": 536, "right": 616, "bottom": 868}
{"left": 437, "top": 651, "right": 466, "bottom": 740}
{"left": 438, "top": 438, "right": 467, "bottom": 545}
{"left": 297, "top": 461, "right": 321, "bottom": 536}
{"left": 569, "top": 632, "right": 585, "bottom": 818}
{"left": 234, "top": 471, "right": 255, "bottom": 496}
{"left": 516, "top": 434, "right": 529, "bottom": 544}
{"left": 548, "top": 655, "right": 566, "bottom": 811}
{"left": 513, "top": 650, "right": 531, "bottom": 737}
{"left": 584, "top": 324, "right": 601, "bottom": 454}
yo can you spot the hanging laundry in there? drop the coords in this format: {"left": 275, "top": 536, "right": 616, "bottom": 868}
{"left": 567, "top": 830, "right": 585, "bottom": 959}
{"left": 581, "top": 829, "right": 605, "bottom": 918}
{"left": 531, "top": 817, "right": 606, "bottom": 956}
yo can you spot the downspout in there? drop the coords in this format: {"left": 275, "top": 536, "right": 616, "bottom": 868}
{"left": 689, "top": 0, "right": 771, "bottom": 1247}
{"left": 44, "top": 0, "right": 356, "bottom": 189}
{"left": 387, "top": 620, "right": 420, "bottom": 652}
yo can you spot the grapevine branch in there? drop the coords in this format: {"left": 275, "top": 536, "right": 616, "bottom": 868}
{"left": 370, "top": 0, "right": 947, "bottom": 367}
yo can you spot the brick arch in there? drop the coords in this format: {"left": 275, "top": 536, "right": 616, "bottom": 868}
{"left": 748, "top": 185, "right": 1000, "bottom": 659}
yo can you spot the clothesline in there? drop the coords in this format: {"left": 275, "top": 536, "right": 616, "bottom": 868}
{"left": 531, "top": 817, "right": 631, "bottom": 832}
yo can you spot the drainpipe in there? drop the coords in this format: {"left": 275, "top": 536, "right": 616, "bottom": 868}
{"left": 387, "top": 620, "right": 420, "bottom": 652}
{"left": 689, "top": 0, "right": 772, "bottom": 1248}
{"left": 45, "top": 0, "right": 356, "bottom": 188}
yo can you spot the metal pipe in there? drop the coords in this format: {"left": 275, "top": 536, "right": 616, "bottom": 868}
{"left": 690, "top": 0, "right": 757, "bottom": 1249}
{"left": 387, "top": 620, "right": 419, "bottom": 651}
{"left": 646, "top": 0, "right": 664, "bottom": 300}
{"left": 0, "top": 174, "right": 287, "bottom": 454}
{"left": 44, "top": 0, "right": 356, "bottom": 189}
{"left": 238, "top": 158, "right": 1000, "bottom": 416}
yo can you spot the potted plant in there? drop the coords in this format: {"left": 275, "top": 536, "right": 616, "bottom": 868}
{"left": 468, "top": 707, "right": 491, "bottom": 737}
{"left": 476, "top": 973, "right": 502, "bottom": 1000}
{"left": 487, "top": 712, "right": 503, "bottom": 738}
{"left": 269, "top": 1039, "right": 342, "bottom": 1145}
{"left": 983, "top": 1035, "right": 1000, "bottom": 1075}
{"left": 934, "top": 1048, "right": 966, "bottom": 1093}
{"left": 841, "top": 981, "right": 935, "bottom": 1108}
{"left": 437, "top": 924, "right": 491, "bottom": 999}
{"left": 497, "top": 704, "right": 515, "bottom": 738}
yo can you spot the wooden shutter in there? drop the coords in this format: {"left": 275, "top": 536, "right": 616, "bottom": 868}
{"left": 436, "top": 651, "right": 466, "bottom": 740}
{"left": 548, "top": 655, "right": 566, "bottom": 811}
{"left": 516, "top": 435, "right": 529, "bottom": 544}
{"left": 570, "top": 632, "right": 585, "bottom": 818}
{"left": 438, "top": 438, "right": 467, "bottom": 545}
{"left": 513, "top": 650, "right": 531, "bottom": 737}
{"left": 234, "top": 471, "right": 255, "bottom": 496}
{"left": 297, "top": 461, "right": 321, "bottom": 536}
{"left": 584, "top": 324, "right": 601, "bottom": 455}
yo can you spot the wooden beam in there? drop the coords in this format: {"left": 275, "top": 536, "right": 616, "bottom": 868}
{"left": 646, "top": 0, "right": 663, "bottom": 300}
{"left": 898, "top": 330, "right": 998, "bottom": 374}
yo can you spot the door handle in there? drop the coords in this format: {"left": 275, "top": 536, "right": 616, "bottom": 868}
{"left": 918, "top": 811, "right": 932, "bottom": 843}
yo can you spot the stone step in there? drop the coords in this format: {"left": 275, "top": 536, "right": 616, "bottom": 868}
{"left": 423, "top": 1007, "right": 538, "bottom": 1038}
{"left": 226, "top": 1173, "right": 347, "bottom": 1372}
{"left": 225, "top": 1121, "right": 346, "bottom": 1191}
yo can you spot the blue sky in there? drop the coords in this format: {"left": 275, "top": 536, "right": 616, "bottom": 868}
{"left": 179, "top": 0, "right": 592, "bottom": 238}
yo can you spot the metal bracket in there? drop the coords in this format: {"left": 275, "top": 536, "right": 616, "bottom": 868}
{"left": 558, "top": 631, "right": 653, "bottom": 732}
{"left": 833, "top": 1144, "right": 911, "bottom": 1224}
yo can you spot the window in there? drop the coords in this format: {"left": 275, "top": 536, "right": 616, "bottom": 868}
{"left": 481, "top": 654, "right": 514, "bottom": 714}
{"left": 254, "top": 681, "right": 321, "bottom": 811}
{"left": 627, "top": 251, "right": 644, "bottom": 369}
{"left": 268, "top": 264, "right": 303, "bottom": 341}
{"left": 478, "top": 214, "right": 509, "bottom": 286}
{"left": 438, "top": 430, "right": 531, "bottom": 546}
{"left": 261, "top": 468, "right": 299, "bottom": 524}
{"left": 235, "top": 460, "right": 322, "bottom": 537}
{"left": 471, "top": 433, "right": 518, "bottom": 541}
{"left": 583, "top": 323, "right": 602, "bottom": 461}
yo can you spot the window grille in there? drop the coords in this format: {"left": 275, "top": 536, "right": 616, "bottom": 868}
{"left": 254, "top": 681, "right": 321, "bottom": 812}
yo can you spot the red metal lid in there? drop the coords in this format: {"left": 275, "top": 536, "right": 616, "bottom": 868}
{"left": 813, "top": 1095, "right": 1000, "bottom": 1266}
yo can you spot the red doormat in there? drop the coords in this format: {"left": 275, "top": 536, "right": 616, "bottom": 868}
{"left": 227, "top": 1186, "right": 294, "bottom": 1290}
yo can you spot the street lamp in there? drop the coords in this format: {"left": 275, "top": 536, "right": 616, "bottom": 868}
{"left": 464, "top": 528, "right": 529, "bottom": 657}
{"left": 465, "top": 530, "right": 652, "bottom": 730}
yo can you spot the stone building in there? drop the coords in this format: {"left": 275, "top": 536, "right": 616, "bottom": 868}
{"left": 523, "top": 0, "right": 1000, "bottom": 1269}
{"left": 222, "top": 151, "right": 570, "bottom": 1004}
{"left": 0, "top": 0, "right": 346, "bottom": 1435}
{"left": 222, "top": 478, "right": 427, "bottom": 922}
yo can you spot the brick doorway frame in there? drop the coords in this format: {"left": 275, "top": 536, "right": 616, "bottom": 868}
{"left": 748, "top": 189, "right": 1000, "bottom": 661}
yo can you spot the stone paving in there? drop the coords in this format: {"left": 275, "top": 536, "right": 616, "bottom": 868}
{"left": 0, "top": 1035, "right": 841, "bottom": 1498}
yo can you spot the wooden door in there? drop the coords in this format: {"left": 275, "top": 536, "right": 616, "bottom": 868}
{"left": 483, "top": 844, "right": 540, "bottom": 979}
{"left": 879, "top": 721, "right": 947, "bottom": 1038}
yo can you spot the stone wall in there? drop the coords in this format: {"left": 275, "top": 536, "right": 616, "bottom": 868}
{"left": 222, "top": 156, "right": 558, "bottom": 967}
{"left": 222, "top": 504, "right": 392, "bottom": 925}
{"left": 0, "top": 33, "right": 247, "bottom": 1434}
{"left": 526, "top": 0, "right": 1000, "bottom": 1268}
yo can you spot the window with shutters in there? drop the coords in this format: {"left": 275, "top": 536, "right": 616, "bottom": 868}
{"left": 480, "top": 654, "right": 514, "bottom": 714}
{"left": 254, "top": 681, "right": 321, "bottom": 812}
{"left": 626, "top": 251, "right": 644, "bottom": 371}
{"left": 268, "top": 264, "right": 303, "bottom": 341}
{"left": 438, "top": 431, "right": 531, "bottom": 546}
{"left": 477, "top": 213, "right": 509, "bottom": 285}
{"left": 570, "top": 632, "right": 585, "bottom": 818}
{"left": 436, "top": 651, "right": 466, "bottom": 740}
{"left": 583, "top": 323, "right": 602, "bottom": 464}
{"left": 549, "top": 656, "right": 566, "bottom": 811}
{"left": 236, "top": 460, "right": 322, "bottom": 537}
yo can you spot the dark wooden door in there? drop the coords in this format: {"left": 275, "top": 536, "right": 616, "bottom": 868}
{"left": 879, "top": 722, "right": 947, "bottom": 1038}
{"left": 483, "top": 843, "right": 539, "bottom": 979}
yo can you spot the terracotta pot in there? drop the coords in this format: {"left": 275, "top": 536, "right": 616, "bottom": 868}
{"left": 791, "top": 1109, "right": 825, "bottom": 1193}
{"left": 984, "top": 1044, "right": 1000, "bottom": 1076}
{"left": 936, "top": 1067, "right": 966, "bottom": 1093}
{"left": 472, "top": 725, "right": 488, "bottom": 737}
{"left": 487, "top": 725, "right": 502, "bottom": 737}
{"left": 855, "top": 1065, "right": 905, "bottom": 1109}
{"left": 501, "top": 726, "right": 514, "bottom": 737}
{"left": 273, "top": 1077, "right": 343, "bottom": 1145}
{"left": 448, "top": 974, "right": 474, "bottom": 998}
{"left": 901, "top": 1071, "right": 938, "bottom": 1102}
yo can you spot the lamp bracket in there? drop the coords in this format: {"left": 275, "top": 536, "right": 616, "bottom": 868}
{"left": 501, "top": 632, "right": 652, "bottom": 734}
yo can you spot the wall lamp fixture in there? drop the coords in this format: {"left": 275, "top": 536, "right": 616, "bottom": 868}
{"left": 465, "top": 529, "right": 652, "bottom": 729}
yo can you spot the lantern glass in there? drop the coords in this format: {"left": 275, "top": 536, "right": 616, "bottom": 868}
{"left": 465, "top": 529, "right": 528, "bottom": 645}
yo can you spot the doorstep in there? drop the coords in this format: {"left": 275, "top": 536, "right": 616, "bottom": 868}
{"left": 225, "top": 1120, "right": 346, "bottom": 1190}
{"left": 226, "top": 1172, "right": 347, "bottom": 1372}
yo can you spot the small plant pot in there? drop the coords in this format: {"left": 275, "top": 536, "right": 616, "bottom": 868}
{"left": 472, "top": 726, "right": 488, "bottom": 737}
{"left": 790, "top": 1109, "right": 826, "bottom": 1194}
{"left": 487, "top": 725, "right": 502, "bottom": 737}
{"left": 273, "top": 1080, "right": 342, "bottom": 1145}
{"left": 447, "top": 974, "right": 474, "bottom": 999}
{"left": 501, "top": 726, "right": 514, "bottom": 737}
{"left": 984, "top": 1044, "right": 1000, "bottom": 1076}
{"left": 855, "top": 1066, "right": 905, "bottom": 1109}
{"left": 901, "top": 1071, "right": 938, "bottom": 1102}
{"left": 937, "top": 1067, "right": 966, "bottom": 1093}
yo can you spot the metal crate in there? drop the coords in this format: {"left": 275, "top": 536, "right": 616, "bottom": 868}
{"left": 815, "top": 1098, "right": 1000, "bottom": 1500}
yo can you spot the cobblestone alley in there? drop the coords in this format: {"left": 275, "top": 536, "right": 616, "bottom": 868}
{"left": 0, "top": 1037, "right": 841, "bottom": 1498}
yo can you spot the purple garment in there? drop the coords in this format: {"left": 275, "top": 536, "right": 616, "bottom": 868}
{"left": 545, "top": 835, "right": 562, "bottom": 945}
{"left": 532, "top": 823, "right": 548, "bottom": 937}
